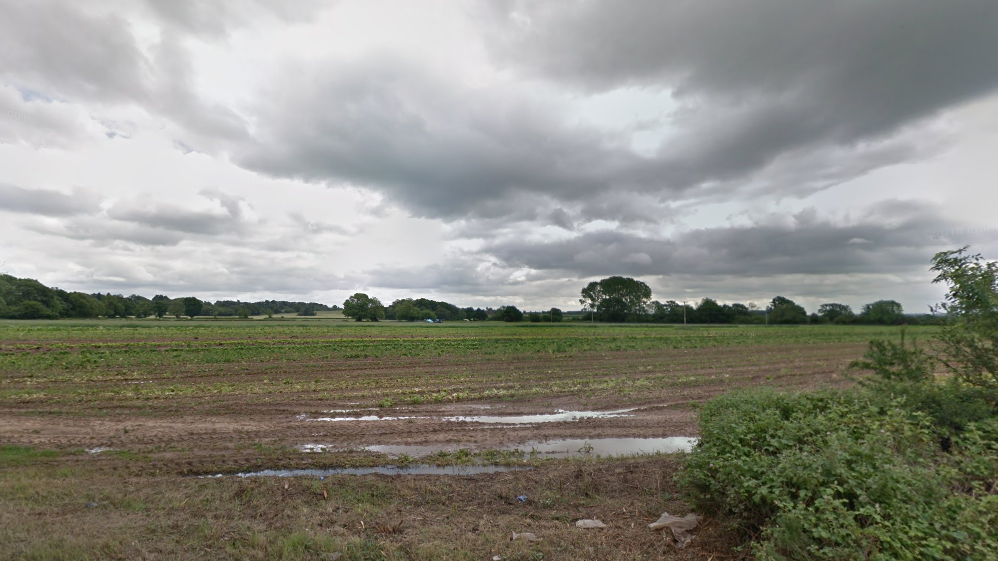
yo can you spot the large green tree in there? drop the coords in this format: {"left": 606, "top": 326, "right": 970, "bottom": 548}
{"left": 182, "top": 297, "right": 203, "bottom": 318}
{"left": 343, "top": 293, "right": 386, "bottom": 322}
{"left": 767, "top": 296, "right": 807, "bottom": 324}
{"left": 579, "top": 276, "right": 652, "bottom": 322}
{"left": 818, "top": 303, "right": 855, "bottom": 324}
{"left": 860, "top": 300, "right": 904, "bottom": 325}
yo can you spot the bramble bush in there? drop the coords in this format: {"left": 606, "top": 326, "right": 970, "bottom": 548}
{"left": 679, "top": 389, "right": 998, "bottom": 560}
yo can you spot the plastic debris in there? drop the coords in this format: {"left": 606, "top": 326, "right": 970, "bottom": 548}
{"left": 516, "top": 495, "right": 527, "bottom": 503}
{"left": 492, "top": 557, "right": 502, "bottom": 561}
{"left": 511, "top": 531, "right": 541, "bottom": 542}
{"left": 648, "top": 512, "right": 701, "bottom": 549}
{"left": 575, "top": 519, "right": 607, "bottom": 529}
{"left": 85, "top": 502, "right": 98, "bottom": 509}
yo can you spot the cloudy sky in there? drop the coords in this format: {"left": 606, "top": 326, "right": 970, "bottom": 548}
{"left": 1, "top": 0, "right": 997, "bottom": 313}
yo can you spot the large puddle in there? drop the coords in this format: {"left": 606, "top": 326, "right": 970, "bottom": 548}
{"left": 298, "top": 407, "right": 637, "bottom": 424}
{"left": 304, "top": 415, "right": 428, "bottom": 422}
{"left": 298, "top": 437, "right": 697, "bottom": 459}
{"left": 206, "top": 465, "right": 529, "bottom": 478}
{"left": 442, "top": 408, "right": 636, "bottom": 424}
{"left": 516, "top": 437, "right": 696, "bottom": 457}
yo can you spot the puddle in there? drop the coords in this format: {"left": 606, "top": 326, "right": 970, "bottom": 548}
{"left": 515, "top": 437, "right": 696, "bottom": 457}
{"left": 297, "top": 444, "right": 335, "bottom": 453}
{"left": 298, "top": 437, "right": 697, "bottom": 459}
{"left": 304, "top": 415, "right": 427, "bottom": 422}
{"left": 206, "top": 465, "right": 529, "bottom": 478}
{"left": 443, "top": 408, "right": 635, "bottom": 424}
{"left": 363, "top": 444, "right": 454, "bottom": 457}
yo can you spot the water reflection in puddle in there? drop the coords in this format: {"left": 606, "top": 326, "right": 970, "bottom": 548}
{"left": 207, "top": 465, "right": 529, "bottom": 478}
{"left": 443, "top": 408, "right": 636, "bottom": 424}
{"left": 297, "top": 437, "right": 697, "bottom": 458}
{"left": 518, "top": 437, "right": 696, "bottom": 457}
{"left": 304, "top": 415, "right": 427, "bottom": 422}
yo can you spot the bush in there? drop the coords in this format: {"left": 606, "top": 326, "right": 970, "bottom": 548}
{"left": 679, "top": 389, "right": 998, "bottom": 560}
{"left": 848, "top": 330, "right": 933, "bottom": 383}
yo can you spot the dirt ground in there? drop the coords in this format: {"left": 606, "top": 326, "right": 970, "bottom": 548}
{"left": 1, "top": 342, "right": 859, "bottom": 476}
{"left": 0, "top": 324, "right": 877, "bottom": 559}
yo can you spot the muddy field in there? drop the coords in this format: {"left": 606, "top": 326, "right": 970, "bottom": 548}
{"left": 0, "top": 321, "right": 912, "bottom": 559}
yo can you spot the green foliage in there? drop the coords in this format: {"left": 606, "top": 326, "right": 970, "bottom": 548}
{"left": 492, "top": 305, "right": 523, "bottom": 322}
{"left": 549, "top": 307, "right": 563, "bottom": 322}
{"left": 860, "top": 300, "right": 905, "bottom": 325}
{"left": 181, "top": 297, "right": 203, "bottom": 319}
{"left": 579, "top": 276, "right": 652, "bottom": 322}
{"left": 848, "top": 330, "right": 933, "bottom": 383}
{"left": 342, "top": 293, "right": 386, "bottom": 322}
{"left": 931, "top": 246, "right": 998, "bottom": 391}
{"left": 767, "top": 296, "right": 808, "bottom": 324}
{"left": 818, "top": 303, "right": 854, "bottom": 324}
{"left": 680, "top": 389, "right": 998, "bottom": 560}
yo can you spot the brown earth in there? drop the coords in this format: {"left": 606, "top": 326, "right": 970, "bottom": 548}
{"left": 1, "top": 342, "right": 860, "bottom": 476}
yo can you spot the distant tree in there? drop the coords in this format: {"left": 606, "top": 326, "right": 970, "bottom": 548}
{"left": 238, "top": 306, "right": 251, "bottom": 319}
{"left": 580, "top": 276, "right": 652, "bottom": 322}
{"left": 391, "top": 299, "right": 421, "bottom": 321}
{"left": 152, "top": 299, "right": 169, "bottom": 318}
{"left": 419, "top": 309, "right": 437, "bottom": 321}
{"left": 65, "top": 292, "right": 101, "bottom": 318}
{"left": 529, "top": 312, "right": 541, "bottom": 322}
{"left": 767, "top": 296, "right": 807, "bottom": 324}
{"left": 728, "top": 303, "right": 757, "bottom": 323}
{"left": 182, "top": 297, "right": 203, "bottom": 319}
{"left": 651, "top": 300, "right": 690, "bottom": 323}
{"left": 124, "top": 294, "right": 151, "bottom": 317}
{"left": 167, "top": 300, "right": 184, "bottom": 318}
{"left": 695, "top": 298, "right": 734, "bottom": 324}
{"left": 14, "top": 300, "right": 59, "bottom": 319}
{"left": 818, "top": 303, "right": 855, "bottom": 324}
{"left": 550, "top": 308, "right": 563, "bottom": 322}
{"left": 860, "top": 300, "right": 904, "bottom": 325}
{"left": 343, "top": 293, "right": 386, "bottom": 322}
{"left": 494, "top": 305, "right": 523, "bottom": 322}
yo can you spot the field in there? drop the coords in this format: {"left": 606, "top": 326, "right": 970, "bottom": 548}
{"left": 0, "top": 320, "right": 920, "bottom": 560}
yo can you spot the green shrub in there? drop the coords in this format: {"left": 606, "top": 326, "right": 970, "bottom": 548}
{"left": 679, "top": 389, "right": 998, "bottom": 560}
{"left": 848, "top": 330, "right": 933, "bottom": 384}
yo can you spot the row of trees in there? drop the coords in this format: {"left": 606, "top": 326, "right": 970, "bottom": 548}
{"left": 580, "top": 276, "right": 924, "bottom": 324}
{"left": 0, "top": 274, "right": 334, "bottom": 319}
{"left": 0, "top": 272, "right": 924, "bottom": 325}
{"left": 341, "top": 293, "right": 564, "bottom": 323}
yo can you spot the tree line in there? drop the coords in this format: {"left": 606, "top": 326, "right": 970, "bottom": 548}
{"left": 579, "top": 276, "right": 936, "bottom": 325}
{"left": 0, "top": 274, "right": 335, "bottom": 319}
{"left": 0, "top": 272, "right": 934, "bottom": 325}
{"left": 340, "top": 293, "right": 564, "bottom": 323}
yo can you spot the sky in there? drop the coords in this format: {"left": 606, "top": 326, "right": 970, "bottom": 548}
{"left": 1, "top": 0, "right": 997, "bottom": 314}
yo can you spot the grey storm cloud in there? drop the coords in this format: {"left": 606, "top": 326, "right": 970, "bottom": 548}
{"left": 477, "top": 1, "right": 998, "bottom": 203}
{"left": 0, "top": 184, "right": 101, "bottom": 217}
{"left": 107, "top": 200, "right": 248, "bottom": 236}
{"left": 237, "top": 56, "right": 653, "bottom": 219}
{"left": 483, "top": 201, "right": 960, "bottom": 279}
{"left": 232, "top": 0, "right": 998, "bottom": 223}
{"left": 0, "top": 0, "right": 257, "bottom": 148}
